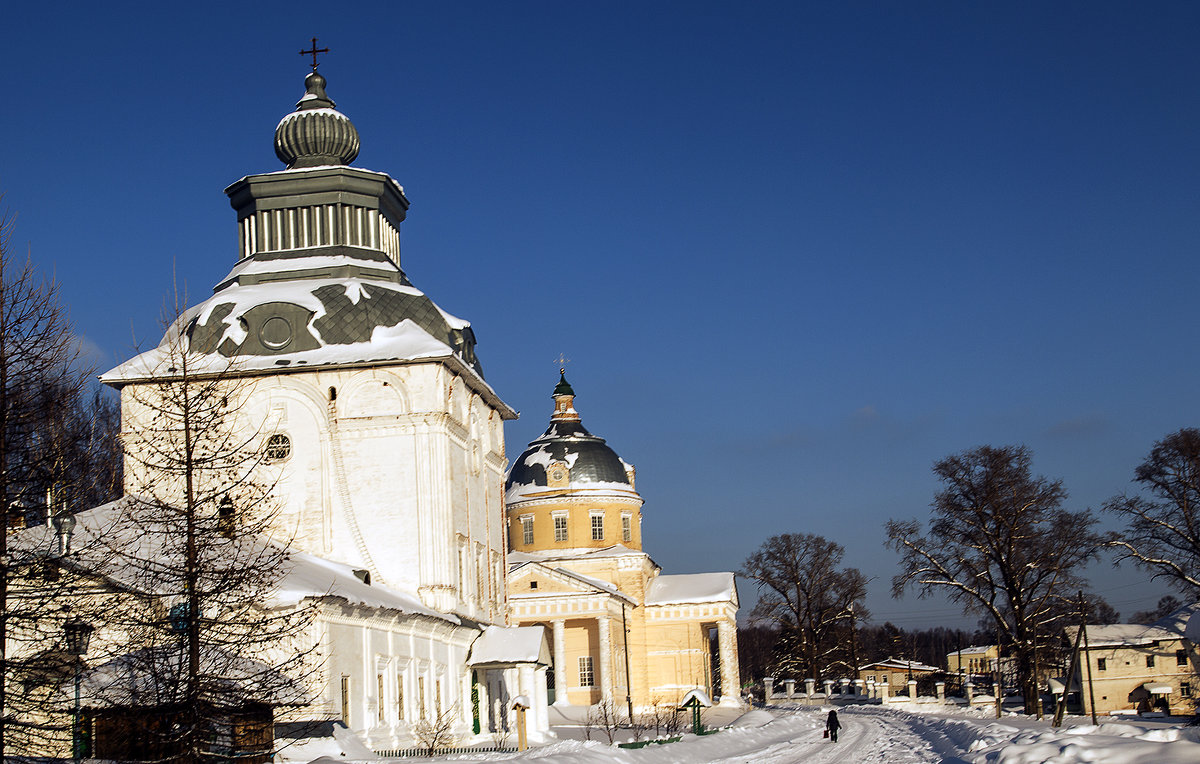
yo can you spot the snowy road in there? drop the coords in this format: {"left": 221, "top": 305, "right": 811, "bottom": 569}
{"left": 649, "top": 707, "right": 953, "bottom": 764}
{"left": 709, "top": 708, "right": 946, "bottom": 763}
{"left": 436, "top": 706, "right": 961, "bottom": 763}
{"left": 299, "top": 705, "right": 1200, "bottom": 763}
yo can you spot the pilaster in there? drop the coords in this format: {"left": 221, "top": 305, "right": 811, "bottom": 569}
{"left": 551, "top": 620, "right": 568, "bottom": 706}
{"left": 717, "top": 620, "right": 741, "bottom": 706}
{"left": 598, "top": 617, "right": 614, "bottom": 704}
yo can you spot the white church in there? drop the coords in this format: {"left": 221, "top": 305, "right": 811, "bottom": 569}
{"left": 89, "top": 66, "right": 551, "bottom": 752}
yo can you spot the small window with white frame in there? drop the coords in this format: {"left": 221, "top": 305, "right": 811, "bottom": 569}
{"left": 554, "top": 514, "right": 568, "bottom": 542}
{"left": 591, "top": 512, "right": 604, "bottom": 541}
{"left": 521, "top": 515, "right": 534, "bottom": 545}
{"left": 579, "top": 655, "right": 595, "bottom": 687}
{"left": 621, "top": 513, "right": 632, "bottom": 542}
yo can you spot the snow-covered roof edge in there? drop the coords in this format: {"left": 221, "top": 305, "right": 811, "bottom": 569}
{"left": 467, "top": 625, "right": 551, "bottom": 666}
{"left": 508, "top": 560, "right": 637, "bottom": 605}
{"left": 645, "top": 572, "right": 737, "bottom": 606}
{"left": 100, "top": 336, "right": 515, "bottom": 420}
{"left": 1065, "top": 602, "right": 1200, "bottom": 647}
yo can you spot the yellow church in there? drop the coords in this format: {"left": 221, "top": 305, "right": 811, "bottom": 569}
{"left": 504, "top": 374, "right": 742, "bottom": 711}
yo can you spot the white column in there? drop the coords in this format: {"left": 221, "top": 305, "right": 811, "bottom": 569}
{"left": 534, "top": 666, "right": 550, "bottom": 733}
{"left": 717, "top": 621, "right": 740, "bottom": 706}
{"left": 597, "top": 616, "right": 614, "bottom": 703}
{"left": 519, "top": 663, "right": 536, "bottom": 710}
{"left": 552, "top": 620, "right": 569, "bottom": 706}
{"left": 476, "top": 672, "right": 492, "bottom": 732}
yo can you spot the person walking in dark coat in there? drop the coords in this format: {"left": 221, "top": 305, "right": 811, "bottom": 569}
{"left": 826, "top": 709, "right": 841, "bottom": 742}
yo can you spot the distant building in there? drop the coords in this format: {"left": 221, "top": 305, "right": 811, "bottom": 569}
{"left": 946, "top": 645, "right": 999, "bottom": 676}
{"left": 946, "top": 645, "right": 1017, "bottom": 690}
{"left": 857, "top": 658, "right": 940, "bottom": 694}
{"left": 504, "top": 375, "right": 742, "bottom": 709}
{"left": 1065, "top": 603, "right": 1199, "bottom": 716}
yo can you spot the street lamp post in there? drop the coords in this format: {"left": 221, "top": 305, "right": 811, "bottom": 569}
{"left": 64, "top": 618, "right": 93, "bottom": 763}
{"left": 51, "top": 513, "right": 76, "bottom": 557}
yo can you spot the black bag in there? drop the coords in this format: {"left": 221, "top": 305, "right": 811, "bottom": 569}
{"left": 823, "top": 729, "right": 829, "bottom": 738}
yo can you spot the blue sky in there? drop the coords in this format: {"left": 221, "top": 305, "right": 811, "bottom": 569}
{"left": 4, "top": 2, "right": 1198, "bottom": 627}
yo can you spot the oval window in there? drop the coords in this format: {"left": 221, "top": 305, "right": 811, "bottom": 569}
{"left": 265, "top": 433, "right": 292, "bottom": 462}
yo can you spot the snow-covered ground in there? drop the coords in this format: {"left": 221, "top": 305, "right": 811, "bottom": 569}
{"left": 289, "top": 704, "right": 1200, "bottom": 763}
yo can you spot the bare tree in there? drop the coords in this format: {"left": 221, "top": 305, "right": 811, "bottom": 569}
{"left": 412, "top": 708, "right": 458, "bottom": 755}
{"left": 0, "top": 202, "right": 122, "bottom": 758}
{"left": 78, "top": 297, "right": 315, "bottom": 762}
{"left": 1105, "top": 428, "right": 1200, "bottom": 598}
{"left": 587, "top": 699, "right": 622, "bottom": 744}
{"left": 649, "top": 700, "right": 683, "bottom": 737}
{"left": 740, "top": 533, "right": 868, "bottom": 682}
{"left": 489, "top": 716, "right": 512, "bottom": 749}
{"left": 1131, "top": 595, "right": 1182, "bottom": 624}
{"left": 886, "top": 445, "right": 1105, "bottom": 714}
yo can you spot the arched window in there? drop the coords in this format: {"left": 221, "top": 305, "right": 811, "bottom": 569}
{"left": 265, "top": 433, "right": 292, "bottom": 462}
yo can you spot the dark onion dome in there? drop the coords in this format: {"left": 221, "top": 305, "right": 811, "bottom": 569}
{"left": 274, "top": 71, "right": 360, "bottom": 169}
{"left": 505, "top": 375, "right": 635, "bottom": 502}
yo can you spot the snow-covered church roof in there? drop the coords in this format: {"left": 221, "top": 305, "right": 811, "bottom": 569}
{"left": 13, "top": 497, "right": 456, "bottom": 624}
{"left": 506, "top": 373, "right": 639, "bottom": 503}
{"left": 99, "top": 69, "right": 514, "bottom": 418}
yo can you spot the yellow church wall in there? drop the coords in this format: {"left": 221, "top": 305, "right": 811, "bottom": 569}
{"left": 508, "top": 551, "right": 739, "bottom": 710}
{"left": 560, "top": 618, "right": 600, "bottom": 705}
{"left": 507, "top": 497, "right": 643, "bottom": 553}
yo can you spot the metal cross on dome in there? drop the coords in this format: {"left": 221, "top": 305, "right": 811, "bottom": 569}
{"left": 299, "top": 37, "right": 330, "bottom": 70}
{"left": 554, "top": 354, "right": 571, "bottom": 373}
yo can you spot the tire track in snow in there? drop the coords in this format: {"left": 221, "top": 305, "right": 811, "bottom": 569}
{"left": 703, "top": 710, "right": 884, "bottom": 763}
{"left": 702, "top": 707, "right": 950, "bottom": 763}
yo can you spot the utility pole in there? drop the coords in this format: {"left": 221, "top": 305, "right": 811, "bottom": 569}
{"left": 993, "top": 624, "right": 1002, "bottom": 718}
{"left": 1081, "top": 601, "right": 1098, "bottom": 725}
{"left": 848, "top": 604, "right": 859, "bottom": 680}
{"left": 1052, "top": 592, "right": 1088, "bottom": 727}
{"left": 1032, "top": 634, "right": 1042, "bottom": 720}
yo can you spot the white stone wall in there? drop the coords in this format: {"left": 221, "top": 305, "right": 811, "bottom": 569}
{"left": 120, "top": 361, "right": 509, "bottom": 622}
{"left": 310, "top": 606, "right": 479, "bottom": 749}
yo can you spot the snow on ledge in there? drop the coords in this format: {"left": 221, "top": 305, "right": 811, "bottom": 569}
{"left": 468, "top": 625, "right": 550, "bottom": 666}
{"left": 646, "top": 572, "right": 736, "bottom": 605}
